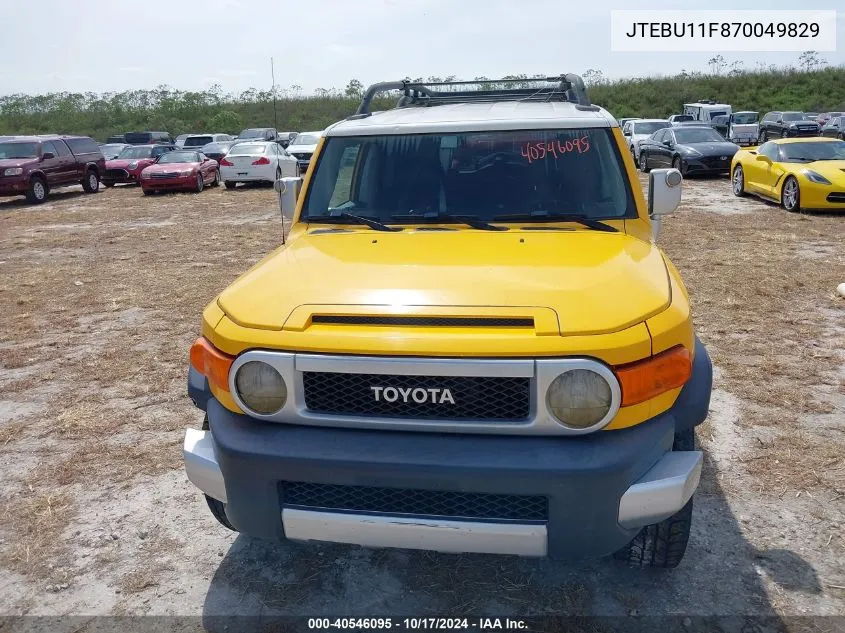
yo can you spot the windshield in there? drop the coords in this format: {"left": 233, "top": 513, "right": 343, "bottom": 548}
{"left": 203, "top": 143, "right": 231, "bottom": 153}
{"left": 633, "top": 122, "right": 669, "bottom": 135}
{"left": 673, "top": 115, "right": 694, "bottom": 122}
{"left": 779, "top": 140, "right": 845, "bottom": 162}
{"left": 117, "top": 146, "right": 153, "bottom": 159}
{"left": 291, "top": 134, "right": 320, "bottom": 146}
{"left": 302, "top": 129, "right": 635, "bottom": 224}
{"left": 674, "top": 128, "right": 725, "bottom": 143}
{"left": 228, "top": 143, "right": 267, "bottom": 156}
{"left": 782, "top": 113, "right": 804, "bottom": 122}
{"left": 732, "top": 113, "right": 758, "bottom": 124}
{"left": 184, "top": 136, "right": 213, "bottom": 147}
{"left": 157, "top": 151, "right": 198, "bottom": 164}
{"left": 0, "top": 142, "right": 39, "bottom": 159}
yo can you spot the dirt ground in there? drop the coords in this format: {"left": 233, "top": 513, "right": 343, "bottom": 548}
{"left": 0, "top": 175, "right": 843, "bottom": 631}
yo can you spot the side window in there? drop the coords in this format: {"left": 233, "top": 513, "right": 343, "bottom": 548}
{"left": 65, "top": 137, "right": 100, "bottom": 154}
{"left": 622, "top": 122, "right": 631, "bottom": 136}
{"left": 759, "top": 143, "right": 777, "bottom": 160}
{"left": 328, "top": 144, "right": 361, "bottom": 207}
{"left": 53, "top": 140, "right": 72, "bottom": 157}
{"left": 652, "top": 129, "right": 666, "bottom": 143}
{"left": 41, "top": 141, "right": 58, "bottom": 157}
{"left": 152, "top": 146, "right": 166, "bottom": 158}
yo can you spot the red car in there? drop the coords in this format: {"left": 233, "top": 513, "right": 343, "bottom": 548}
{"left": 103, "top": 144, "right": 174, "bottom": 186}
{"left": 139, "top": 150, "right": 219, "bottom": 194}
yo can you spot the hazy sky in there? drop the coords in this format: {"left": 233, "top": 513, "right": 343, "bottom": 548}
{"left": 0, "top": 0, "right": 842, "bottom": 96}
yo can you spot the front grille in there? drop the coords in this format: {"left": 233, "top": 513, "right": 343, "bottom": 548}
{"left": 311, "top": 315, "right": 533, "bottom": 327}
{"left": 303, "top": 372, "right": 530, "bottom": 421}
{"left": 105, "top": 168, "right": 128, "bottom": 179}
{"left": 280, "top": 481, "right": 548, "bottom": 522}
{"left": 698, "top": 156, "right": 731, "bottom": 168}
{"left": 151, "top": 172, "right": 179, "bottom": 179}
{"left": 291, "top": 152, "right": 312, "bottom": 161}
{"left": 826, "top": 192, "right": 845, "bottom": 203}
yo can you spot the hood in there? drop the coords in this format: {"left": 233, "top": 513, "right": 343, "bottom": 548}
{"left": 106, "top": 158, "right": 151, "bottom": 169}
{"left": 682, "top": 142, "right": 739, "bottom": 156}
{"left": 800, "top": 160, "right": 845, "bottom": 182}
{"left": 142, "top": 162, "right": 198, "bottom": 173}
{"left": 0, "top": 158, "right": 37, "bottom": 169}
{"left": 788, "top": 120, "right": 819, "bottom": 128}
{"left": 217, "top": 230, "right": 671, "bottom": 336}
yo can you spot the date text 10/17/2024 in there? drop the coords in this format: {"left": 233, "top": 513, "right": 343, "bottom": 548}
{"left": 307, "top": 617, "right": 528, "bottom": 630}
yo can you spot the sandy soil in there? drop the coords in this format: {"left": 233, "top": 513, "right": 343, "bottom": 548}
{"left": 0, "top": 176, "right": 843, "bottom": 631}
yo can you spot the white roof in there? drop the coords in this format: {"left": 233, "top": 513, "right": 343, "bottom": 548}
{"left": 684, "top": 102, "right": 731, "bottom": 109}
{"left": 326, "top": 102, "right": 617, "bottom": 137}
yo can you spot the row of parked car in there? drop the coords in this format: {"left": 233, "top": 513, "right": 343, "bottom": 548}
{"left": 617, "top": 101, "right": 845, "bottom": 178}
{"left": 0, "top": 127, "right": 323, "bottom": 203}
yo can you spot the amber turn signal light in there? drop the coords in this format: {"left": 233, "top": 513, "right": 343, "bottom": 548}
{"left": 190, "top": 337, "right": 235, "bottom": 393}
{"left": 614, "top": 345, "right": 692, "bottom": 407}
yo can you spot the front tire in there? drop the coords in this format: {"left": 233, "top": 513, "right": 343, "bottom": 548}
{"left": 82, "top": 169, "right": 99, "bottom": 193}
{"left": 211, "top": 170, "right": 219, "bottom": 186}
{"left": 672, "top": 156, "right": 687, "bottom": 177}
{"left": 781, "top": 176, "right": 800, "bottom": 212}
{"left": 26, "top": 176, "right": 48, "bottom": 204}
{"left": 195, "top": 173, "right": 204, "bottom": 193}
{"left": 142, "top": 188, "right": 154, "bottom": 196}
{"left": 614, "top": 427, "right": 695, "bottom": 568}
{"left": 732, "top": 165, "right": 746, "bottom": 197}
{"left": 638, "top": 151, "right": 650, "bottom": 173}
{"left": 201, "top": 416, "right": 236, "bottom": 531}
{"left": 224, "top": 181, "right": 236, "bottom": 190}
{"left": 759, "top": 129, "right": 768, "bottom": 143}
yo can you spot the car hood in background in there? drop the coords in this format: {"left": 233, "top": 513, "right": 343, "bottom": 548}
{"left": 141, "top": 162, "right": 200, "bottom": 174}
{"left": 681, "top": 141, "right": 740, "bottom": 156}
{"left": 0, "top": 158, "right": 37, "bottom": 170}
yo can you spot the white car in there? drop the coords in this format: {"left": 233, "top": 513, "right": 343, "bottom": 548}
{"left": 174, "top": 133, "right": 198, "bottom": 149}
{"left": 219, "top": 141, "right": 299, "bottom": 189}
{"left": 622, "top": 119, "right": 670, "bottom": 160}
{"left": 285, "top": 131, "right": 322, "bottom": 173}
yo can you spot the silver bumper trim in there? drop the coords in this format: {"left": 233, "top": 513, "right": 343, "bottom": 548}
{"left": 183, "top": 429, "right": 227, "bottom": 503}
{"left": 618, "top": 450, "right": 702, "bottom": 529}
{"left": 282, "top": 508, "right": 547, "bottom": 556}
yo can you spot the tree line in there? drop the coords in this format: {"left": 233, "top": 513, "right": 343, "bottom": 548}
{"left": 0, "top": 66, "right": 843, "bottom": 141}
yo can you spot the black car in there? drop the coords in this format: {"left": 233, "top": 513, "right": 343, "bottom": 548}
{"left": 638, "top": 126, "right": 739, "bottom": 176}
{"left": 821, "top": 116, "right": 845, "bottom": 140}
{"left": 237, "top": 127, "right": 277, "bottom": 142}
{"left": 200, "top": 140, "right": 241, "bottom": 163}
{"left": 758, "top": 112, "right": 820, "bottom": 141}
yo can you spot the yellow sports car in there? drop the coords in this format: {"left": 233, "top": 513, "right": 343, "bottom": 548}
{"left": 731, "top": 137, "right": 845, "bottom": 212}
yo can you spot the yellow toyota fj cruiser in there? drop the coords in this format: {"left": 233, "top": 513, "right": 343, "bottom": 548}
{"left": 184, "top": 75, "right": 712, "bottom": 568}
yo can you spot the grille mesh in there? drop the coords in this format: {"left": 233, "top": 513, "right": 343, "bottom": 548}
{"left": 311, "top": 315, "right": 533, "bottom": 327}
{"left": 281, "top": 481, "right": 548, "bottom": 522}
{"left": 302, "top": 372, "right": 530, "bottom": 420}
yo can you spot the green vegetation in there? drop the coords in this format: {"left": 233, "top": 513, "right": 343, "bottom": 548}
{"left": 1, "top": 67, "right": 843, "bottom": 141}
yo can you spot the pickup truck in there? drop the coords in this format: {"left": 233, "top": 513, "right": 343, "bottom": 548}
{"left": 0, "top": 135, "right": 105, "bottom": 204}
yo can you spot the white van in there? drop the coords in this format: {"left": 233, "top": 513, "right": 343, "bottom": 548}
{"left": 683, "top": 101, "right": 732, "bottom": 123}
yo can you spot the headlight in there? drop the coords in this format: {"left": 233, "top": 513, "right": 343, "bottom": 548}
{"left": 128, "top": 161, "right": 139, "bottom": 169}
{"left": 680, "top": 147, "right": 702, "bottom": 157}
{"left": 3, "top": 167, "right": 23, "bottom": 176}
{"left": 546, "top": 369, "right": 613, "bottom": 430}
{"left": 803, "top": 170, "right": 831, "bottom": 185}
{"left": 182, "top": 169, "right": 194, "bottom": 176}
{"left": 234, "top": 361, "right": 287, "bottom": 415}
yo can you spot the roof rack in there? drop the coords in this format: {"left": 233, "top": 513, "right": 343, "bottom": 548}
{"left": 354, "top": 74, "right": 592, "bottom": 116}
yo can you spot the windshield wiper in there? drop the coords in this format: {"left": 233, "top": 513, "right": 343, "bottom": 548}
{"left": 492, "top": 211, "right": 618, "bottom": 232}
{"left": 309, "top": 211, "right": 401, "bottom": 232}
{"left": 390, "top": 211, "right": 507, "bottom": 231}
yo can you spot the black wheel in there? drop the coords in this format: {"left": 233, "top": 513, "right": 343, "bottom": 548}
{"left": 839, "top": 133, "right": 845, "bottom": 141}
{"left": 638, "top": 151, "right": 650, "bottom": 173}
{"left": 781, "top": 176, "right": 800, "bottom": 212}
{"left": 142, "top": 188, "right": 154, "bottom": 196}
{"left": 759, "top": 130, "right": 768, "bottom": 143}
{"left": 224, "top": 181, "right": 236, "bottom": 190}
{"left": 672, "top": 156, "right": 687, "bottom": 177}
{"left": 614, "top": 427, "right": 695, "bottom": 568}
{"left": 295, "top": 163, "right": 301, "bottom": 178}
{"left": 732, "top": 165, "right": 746, "bottom": 197}
{"left": 201, "top": 416, "right": 236, "bottom": 531}
{"left": 211, "top": 170, "right": 219, "bottom": 186}
{"left": 82, "top": 169, "right": 99, "bottom": 193}
{"left": 614, "top": 499, "right": 693, "bottom": 569}
{"left": 26, "top": 176, "right": 48, "bottom": 204}
{"left": 195, "top": 172, "right": 204, "bottom": 193}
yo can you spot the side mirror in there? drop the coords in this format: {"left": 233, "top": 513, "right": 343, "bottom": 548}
{"left": 41, "top": 152, "right": 55, "bottom": 160}
{"left": 648, "top": 168, "right": 683, "bottom": 240}
{"left": 756, "top": 154, "right": 771, "bottom": 163}
{"left": 662, "top": 139, "right": 672, "bottom": 147}
{"left": 275, "top": 176, "right": 303, "bottom": 235}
